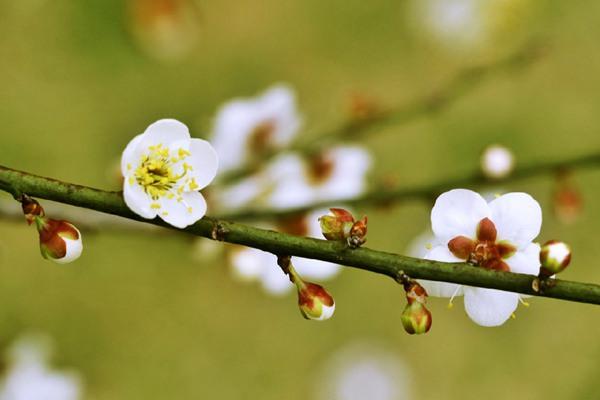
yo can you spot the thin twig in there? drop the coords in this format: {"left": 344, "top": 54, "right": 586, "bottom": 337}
{"left": 215, "top": 151, "right": 600, "bottom": 221}
{"left": 218, "top": 40, "right": 548, "bottom": 184}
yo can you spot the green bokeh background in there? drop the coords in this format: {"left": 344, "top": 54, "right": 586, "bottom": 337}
{"left": 1, "top": 1, "right": 600, "bottom": 398}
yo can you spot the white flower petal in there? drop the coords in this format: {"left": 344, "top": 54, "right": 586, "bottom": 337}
{"left": 230, "top": 247, "right": 267, "bottom": 281}
{"left": 489, "top": 192, "right": 542, "bottom": 249}
{"left": 463, "top": 287, "right": 518, "bottom": 327}
{"left": 294, "top": 257, "right": 341, "bottom": 280}
{"left": 159, "top": 191, "right": 207, "bottom": 228}
{"left": 120, "top": 133, "right": 144, "bottom": 176}
{"left": 211, "top": 85, "right": 301, "bottom": 172}
{"left": 424, "top": 245, "right": 463, "bottom": 263}
{"left": 421, "top": 245, "right": 464, "bottom": 297}
{"left": 431, "top": 189, "right": 490, "bottom": 244}
{"left": 505, "top": 242, "right": 541, "bottom": 275}
{"left": 406, "top": 230, "right": 439, "bottom": 258}
{"left": 260, "top": 265, "right": 294, "bottom": 296}
{"left": 257, "top": 85, "right": 301, "bottom": 147}
{"left": 316, "top": 146, "right": 372, "bottom": 200}
{"left": 215, "top": 176, "right": 266, "bottom": 210}
{"left": 54, "top": 236, "right": 83, "bottom": 265}
{"left": 123, "top": 179, "right": 157, "bottom": 219}
{"left": 186, "top": 138, "right": 219, "bottom": 189}
{"left": 141, "top": 119, "right": 190, "bottom": 147}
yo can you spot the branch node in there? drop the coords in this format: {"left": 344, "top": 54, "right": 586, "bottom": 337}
{"left": 210, "top": 222, "right": 229, "bottom": 241}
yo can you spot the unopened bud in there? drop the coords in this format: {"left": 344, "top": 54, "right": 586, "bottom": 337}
{"left": 481, "top": 144, "right": 514, "bottom": 179}
{"left": 318, "top": 208, "right": 367, "bottom": 248}
{"left": 37, "top": 219, "right": 83, "bottom": 264}
{"left": 401, "top": 302, "right": 432, "bottom": 335}
{"left": 297, "top": 282, "right": 335, "bottom": 321}
{"left": 403, "top": 281, "right": 428, "bottom": 305}
{"left": 319, "top": 208, "right": 354, "bottom": 241}
{"left": 539, "top": 240, "right": 571, "bottom": 277}
{"left": 20, "top": 195, "right": 45, "bottom": 225}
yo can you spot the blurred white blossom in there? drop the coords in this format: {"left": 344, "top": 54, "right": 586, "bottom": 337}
{"left": 0, "top": 335, "right": 82, "bottom": 400}
{"left": 314, "top": 342, "right": 411, "bottom": 400}
{"left": 481, "top": 144, "right": 514, "bottom": 179}
{"left": 211, "top": 85, "right": 302, "bottom": 173}
{"left": 229, "top": 209, "right": 342, "bottom": 295}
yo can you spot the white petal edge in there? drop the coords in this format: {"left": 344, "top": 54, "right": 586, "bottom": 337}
{"left": 230, "top": 247, "right": 267, "bottom": 281}
{"left": 187, "top": 138, "right": 219, "bottom": 190}
{"left": 159, "top": 191, "right": 207, "bottom": 229}
{"left": 422, "top": 245, "right": 464, "bottom": 297}
{"left": 505, "top": 242, "right": 541, "bottom": 275}
{"left": 120, "top": 134, "right": 144, "bottom": 176}
{"left": 141, "top": 119, "right": 191, "bottom": 147}
{"left": 489, "top": 192, "right": 542, "bottom": 249}
{"left": 123, "top": 179, "right": 157, "bottom": 219}
{"left": 315, "top": 303, "right": 335, "bottom": 321}
{"left": 431, "top": 189, "right": 490, "bottom": 244}
{"left": 54, "top": 235, "right": 83, "bottom": 264}
{"left": 463, "top": 287, "right": 519, "bottom": 327}
{"left": 260, "top": 265, "right": 294, "bottom": 296}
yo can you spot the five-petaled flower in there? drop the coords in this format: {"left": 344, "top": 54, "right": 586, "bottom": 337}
{"left": 210, "top": 84, "right": 302, "bottom": 173}
{"left": 121, "top": 119, "right": 218, "bottom": 228}
{"left": 422, "top": 189, "right": 542, "bottom": 327}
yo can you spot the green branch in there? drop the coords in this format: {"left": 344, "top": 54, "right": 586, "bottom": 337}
{"left": 216, "top": 151, "right": 600, "bottom": 221}
{"left": 1, "top": 165, "right": 600, "bottom": 306}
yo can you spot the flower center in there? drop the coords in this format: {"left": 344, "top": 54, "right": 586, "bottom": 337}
{"left": 248, "top": 120, "right": 276, "bottom": 154}
{"left": 447, "top": 217, "right": 516, "bottom": 271}
{"left": 130, "top": 143, "right": 195, "bottom": 201}
{"left": 307, "top": 152, "right": 335, "bottom": 185}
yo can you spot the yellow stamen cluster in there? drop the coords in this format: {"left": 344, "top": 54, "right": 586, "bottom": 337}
{"left": 133, "top": 143, "right": 195, "bottom": 203}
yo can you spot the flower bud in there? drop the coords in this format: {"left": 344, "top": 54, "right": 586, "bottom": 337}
{"left": 37, "top": 219, "right": 83, "bottom": 264}
{"left": 20, "top": 195, "right": 45, "bottom": 225}
{"left": 319, "top": 208, "right": 368, "bottom": 248}
{"left": 539, "top": 240, "right": 571, "bottom": 277}
{"left": 553, "top": 173, "right": 582, "bottom": 224}
{"left": 297, "top": 282, "right": 335, "bottom": 321}
{"left": 481, "top": 144, "right": 514, "bottom": 179}
{"left": 401, "top": 302, "right": 432, "bottom": 335}
{"left": 319, "top": 208, "right": 354, "bottom": 241}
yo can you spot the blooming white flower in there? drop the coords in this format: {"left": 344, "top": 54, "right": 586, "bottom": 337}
{"left": 423, "top": 189, "right": 542, "bottom": 326}
{"left": 211, "top": 84, "right": 302, "bottom": 173}
{"left": 229, "top": 209, "right": 342, "bottom": 295}
{"left": 121, "top": 119, "right": 218, "bottom": 228}
{"left": 481, "top": 144, "right": 514, "bottom": 179}
{"left": 267, "top": 146, "right": 372, "bottom": 209}
{"left": 0, "top": 336, "right": 82, "bottom": 400}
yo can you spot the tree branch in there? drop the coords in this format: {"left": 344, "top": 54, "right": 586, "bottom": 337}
{"left": 216, "top": 151, "right": 600, "bottom": 221}
{"left": 1, "top": 165, "right": 599, "bottom": 306}
{"left": 218, "top": 40, "right": 547, "bottom": 184}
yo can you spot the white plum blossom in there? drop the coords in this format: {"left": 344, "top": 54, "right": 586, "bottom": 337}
{"left": 267, "top": 146, "right": 372, "bottom": 209}
{"left": 230, "top": 209, "right": 342, "bottom": 295}
{"left": 211, "top": 84, "right": 302, "bottom": 173}
{"left": 481, "top": 144, "right": 514, "bottom": 179}
{"left": 121, "top": 119, "right": 218, "bottom": 228}
{"left": 423, "top": 189, "right": 542, "bottom": 326}
{"left": 0, "top": 336, "right": 82, "bottom": 400}
{"left": 214, "top": 145, "right": 372, "bottom": 212}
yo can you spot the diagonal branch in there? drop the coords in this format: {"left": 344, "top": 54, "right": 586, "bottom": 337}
{"left": 1, "top": 165, "right": 599, "bottom": 306}
{"left": 219, "top": 40, "right": 548, "bottom": 184}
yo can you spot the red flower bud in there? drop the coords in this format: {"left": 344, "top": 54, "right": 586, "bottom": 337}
{"left": 539, "top": 240, "right": 571, "bottom": 277}
{"left": 37, "top": 218, "right": 83, "bottom": 264}
{"left": 318, "top": 208, "right": 367, "bottom": 248}
{"left": 401, "top": 302, "right": 432, "bottom": 335}
{"left": 297, "top": 282, "right": 335, "bottom": 321}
